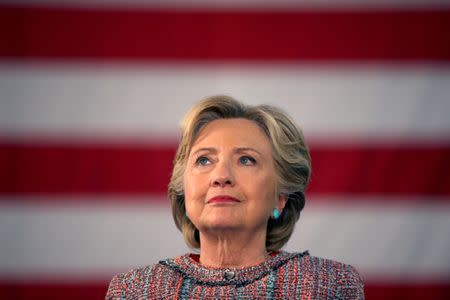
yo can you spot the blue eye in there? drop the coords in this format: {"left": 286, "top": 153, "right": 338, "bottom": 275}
{"left": 239, "top": 156, "right": 256, "bottom": 165}
{"left": 196, "top": 156, "right": 210, "bottom": 166}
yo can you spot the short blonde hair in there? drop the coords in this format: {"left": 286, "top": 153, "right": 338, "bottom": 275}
{"left": 168, "top": 95, "right": 311, "bottom": 251}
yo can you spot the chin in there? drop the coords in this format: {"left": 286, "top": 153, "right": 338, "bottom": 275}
{"left": 202, "top": 216, "right": 243, "bottom": 231}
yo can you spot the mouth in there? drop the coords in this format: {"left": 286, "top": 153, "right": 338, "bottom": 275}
{"left": 207, "top": 195, "right": 241, "bottom": 204}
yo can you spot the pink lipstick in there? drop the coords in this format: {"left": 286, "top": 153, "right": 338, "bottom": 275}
{"left": 207, "top": 195, "right": 240, "bottom": 204}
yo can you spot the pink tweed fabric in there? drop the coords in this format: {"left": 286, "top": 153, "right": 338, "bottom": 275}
{"left": 106, "top": 251, "right": 364, "bottom": 299}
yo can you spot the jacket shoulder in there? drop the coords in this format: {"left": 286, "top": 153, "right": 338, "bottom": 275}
{"left": 297, "top": 254, "right": 365, "bottom": 299}
{"left": 105, "top": 262, "right": 178, "bottom": 299}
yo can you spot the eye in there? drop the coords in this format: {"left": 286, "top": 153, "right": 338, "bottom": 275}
{"left": 239, "top": 156, "right": 256, "bottom": 166}
{"left": 195, "top": 156, "right": 211, "bottom": 166}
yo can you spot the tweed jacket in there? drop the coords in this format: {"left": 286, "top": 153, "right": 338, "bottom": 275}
{"left": 106, "top": 251, "right": 364, "bottom": 299}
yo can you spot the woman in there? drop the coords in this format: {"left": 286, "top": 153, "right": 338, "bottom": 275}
{"left": 106, "top": 95, "right": 364, "bottom": 299}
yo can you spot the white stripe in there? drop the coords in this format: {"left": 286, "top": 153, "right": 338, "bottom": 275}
{"left": 4, "top": 0, "right": 450, "bottom": 10}
{"left": 1, "top": 198, "right": 449, "bottom": 282}
{"left": 1, "top": 63, "right": 450, "bottom": 143}
{"left": 0, "top": 198, "right": 188, "bottom": 281}
{"left": 289, "top": 199, "right": 450, "bottom": 282}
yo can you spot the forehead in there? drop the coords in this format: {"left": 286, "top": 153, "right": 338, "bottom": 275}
{"left": 191, "top": 118, "right": 272, "bottom": 152}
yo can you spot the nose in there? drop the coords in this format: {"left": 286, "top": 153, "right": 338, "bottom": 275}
{"left": 211, "top": 160, "right": 235, "bottom": 188}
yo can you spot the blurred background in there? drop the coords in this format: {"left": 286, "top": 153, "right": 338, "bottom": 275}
{"left": 1, "top": 0, "right": 450, "bottom": 299}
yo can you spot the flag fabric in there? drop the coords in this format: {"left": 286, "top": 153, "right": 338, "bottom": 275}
{"left": 1, "top": 1, "right": 450, "bottom": 299}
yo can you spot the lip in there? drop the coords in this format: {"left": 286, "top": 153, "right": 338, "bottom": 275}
{"left": 207, "top": 195, "right": 241, "bottom": 204}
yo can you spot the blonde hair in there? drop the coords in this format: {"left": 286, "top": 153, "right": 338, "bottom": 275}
{"left": 168, "top": 95, "right": 311, "bottom": 251}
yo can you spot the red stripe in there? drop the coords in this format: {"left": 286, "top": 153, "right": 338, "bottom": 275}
{"left": 0, "top": 140, "right": 176, "bottom": 197}
{"left": 0, "top": 282, "right": 107, "bottom": 300}
{"left": 0, "top": 282, "right": 448, "bottom": 299}
{"left": 308, "top": 143, "right": 450, "bottom": 196}
{"left": 1, "top": 5, "right": 449, "bottom": 61}
{"left": 364, "top": 283, "right": 450, "bottom": 299}
{"left": 1, "top": 140, "right": 449, "bottom": 198}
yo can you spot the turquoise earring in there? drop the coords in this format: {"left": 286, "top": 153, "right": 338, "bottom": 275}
{"left": 273, "top": 208, "right": 281, "bottom": 220}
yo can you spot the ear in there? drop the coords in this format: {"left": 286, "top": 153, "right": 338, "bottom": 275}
{"left": 277, "top": 193, "right": 288, "bottom": 212}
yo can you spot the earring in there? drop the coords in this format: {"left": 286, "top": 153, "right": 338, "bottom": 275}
{"left": 272, "top": 208, "right": 281, "bottom": 220}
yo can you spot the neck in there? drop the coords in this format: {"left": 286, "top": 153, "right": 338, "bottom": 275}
{"left": 198, "top": 229, "right": 268, "bottom": 268}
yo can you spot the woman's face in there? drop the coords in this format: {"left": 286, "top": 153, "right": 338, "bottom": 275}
{"left": 183, "top": 118, "right": 286, "bottom": 236}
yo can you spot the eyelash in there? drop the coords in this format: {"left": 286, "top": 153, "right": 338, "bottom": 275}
{"left": 194, "top": 155, "right": 257, "bottom": 167}
{"left": 195, "top": 156, "right": 211, "bottom": 166}
{"left": 239, "top": 156, "right": 256, "bottom": 165}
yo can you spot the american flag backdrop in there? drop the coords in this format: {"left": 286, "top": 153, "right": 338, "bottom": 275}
{"left": 1, "top": 0, "right": 450, "bottom": 299}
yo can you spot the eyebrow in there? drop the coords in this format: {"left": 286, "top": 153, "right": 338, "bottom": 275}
{"left": 234, "top": 147, "right": 263, "bottom": 156}
{"left": 190, "top": 147, "right": 263, "bottom": 156}
{"left": 191, "top": 147, "right": 217, "bottom": 156}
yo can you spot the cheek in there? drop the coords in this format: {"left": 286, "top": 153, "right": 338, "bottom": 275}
{"left": 235, "top": 167, "right": 275, "bottom": 192}
{"left": 183, "top": 173, "right": 206, "bottom": 207}
{"left": 251, "top": 174, "right": 278, "bottom": 204}
{"left": 184, "top": 172, "right": 198, "bottom": 196}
